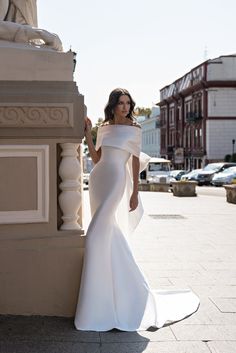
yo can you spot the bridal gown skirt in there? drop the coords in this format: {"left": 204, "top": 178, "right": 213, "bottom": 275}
{"left": 74, "top": 146, "right": 200, "bottom": 331}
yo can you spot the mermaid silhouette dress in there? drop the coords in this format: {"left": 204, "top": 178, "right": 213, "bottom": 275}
{"left": 74, "top": 124, "right": 200, "bottom": 331}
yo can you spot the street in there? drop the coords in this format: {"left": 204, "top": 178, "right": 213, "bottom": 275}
{"left": 196, "top": 186, "right": 226, "bottom": 197}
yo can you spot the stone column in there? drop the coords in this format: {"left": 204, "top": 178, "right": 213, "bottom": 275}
{"left": 59, "top": 143, "right": 82, "bottom": 230}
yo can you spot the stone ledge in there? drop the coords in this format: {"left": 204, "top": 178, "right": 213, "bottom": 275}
{"left": 0, "top": 48, "right": 74, "bottom": 81}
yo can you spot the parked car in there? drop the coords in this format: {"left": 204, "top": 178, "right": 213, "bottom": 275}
{"left": 170, "top": 170, "right": 187, "bottom": 181}
{"left": 170, "top": 169, "right": 201, "bottom": 192}
{"left": 140, "top": 157, "right": 171, "bottom": 184}
{"left": 211, "top": 166, "right": 236, "bottom": 186}
{"left": 83, "top": 173, "right": 90, "bottom": 185}
{"left": 196, "top": 163, "right": 236, "bottom": 186}
{"left": 180, "top": 169, "right": 202, "bottom": 181}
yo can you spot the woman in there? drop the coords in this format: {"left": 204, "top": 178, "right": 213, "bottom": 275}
{"left": 74, "top": 88, "right": 200, "bottom": 331}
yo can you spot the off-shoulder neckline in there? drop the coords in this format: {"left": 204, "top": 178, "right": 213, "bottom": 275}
{"left": 100, "top": 123, "right": 141, "bottom": 129}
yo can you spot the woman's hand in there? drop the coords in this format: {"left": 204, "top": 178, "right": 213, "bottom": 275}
{"left": 83, "top": 117, "right": 101, "bottom": 164}
{"left": 84, "top": 117, "right": 92, "bottom": 135}
{"left": 129, "top": 192, "right": 138, "bottom": 212}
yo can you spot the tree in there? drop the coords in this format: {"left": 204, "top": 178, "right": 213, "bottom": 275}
{"left": 224, "top": 153, "right": 236, "bottom": 162}
{"left": 231, "top": 153, "right": 236, "bottom": 162}
{"left": 224, "top": 154, "right": 231, "bottom": 162}
{"left": 135, "top": 107, "right": 151, "bottom": 117}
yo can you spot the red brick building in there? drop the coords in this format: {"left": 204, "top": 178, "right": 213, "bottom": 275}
{"left": 158, "top": 55, "right": 236, "bottom": 170}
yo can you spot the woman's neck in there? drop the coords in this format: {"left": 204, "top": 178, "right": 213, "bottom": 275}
{"left": 113, "top": 116, "right": 132, "bottom": 125}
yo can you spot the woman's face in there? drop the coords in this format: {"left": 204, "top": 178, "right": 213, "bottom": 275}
{"left": 113, "top": 95, "right": 131, "bottom": 119}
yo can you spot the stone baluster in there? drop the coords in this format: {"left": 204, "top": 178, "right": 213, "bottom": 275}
{"left": 58, "top": 143, "right": 82, "bottom": 230}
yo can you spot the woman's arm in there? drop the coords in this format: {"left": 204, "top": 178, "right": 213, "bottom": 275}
{"left": 129, "top": 155, "right": 140, "bottom": 212}
{"left": 84, "top": 117, "right": 101, "bottom": 164}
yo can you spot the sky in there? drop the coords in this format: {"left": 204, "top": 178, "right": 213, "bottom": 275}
{"left": 38, "top": 0, "right": 236, "bottom": 123}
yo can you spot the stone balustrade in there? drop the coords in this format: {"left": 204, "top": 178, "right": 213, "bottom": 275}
{"left": 59, "top": 143, "right": 82, "bottom": 230}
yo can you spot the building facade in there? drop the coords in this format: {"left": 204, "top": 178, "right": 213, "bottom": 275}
{"left": 139, "top": 106, "right": 161, "bottom": 157}
{"left": 158, "top": 55, "right": 236, "bottom": 170}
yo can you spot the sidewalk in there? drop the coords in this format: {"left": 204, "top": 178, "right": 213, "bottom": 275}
{"left": 1, "top": 188, "right": 236, "bottom": 353}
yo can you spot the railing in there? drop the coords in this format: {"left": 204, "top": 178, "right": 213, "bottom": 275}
{"left": 186, "top": 111, "right": 203, "bottom": 123}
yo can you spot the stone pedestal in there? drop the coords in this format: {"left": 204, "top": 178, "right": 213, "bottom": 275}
{"left": 172, "top": 181, "right": 197, "bottom": 197}
{"left": 138, "top": 183, "right": 170, "bottom": 192}
{"left": 0, "top": 47, "right": 85, "bottom": 316}
{"left": 224, "top": 184, "right": 236, "bottom": 204}
{"left": 0, "top": 44, "right": 74, "bottom": 81}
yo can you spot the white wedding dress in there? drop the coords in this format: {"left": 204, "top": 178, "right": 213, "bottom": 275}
{"left": 74, "top": 124, "right": 200, "bottom": 332}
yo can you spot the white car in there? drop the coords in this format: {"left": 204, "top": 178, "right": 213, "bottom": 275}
{"left": 180, "top": 169, "right": 202, "bottom": 181}
{"left": 211, "top": 167, "right": 236, "bottom": 186}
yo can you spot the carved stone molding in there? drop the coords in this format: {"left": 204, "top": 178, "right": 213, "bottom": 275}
{"left": 0, "top": 103, "right": 73, "bottom": 127}
{"left": 58, "top": 143, "right": 82, "bottom": 230}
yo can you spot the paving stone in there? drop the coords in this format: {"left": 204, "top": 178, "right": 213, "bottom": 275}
{"left": 145, "top": 276, "right": 174, "bottom": 287}
{"left": 0, "top": 315, "right": 100, "bottom": 343}
{"left": 200, "top": 262, "right": 236, "bottom": 270}
{"left": 210, "top": 297, "right": 236, "bottom": 313}
{"left": 140, "top": 261, "right": 203, "bottom": 271}
{"left": 101, "top": 341, "right": 211, "bottom": 353}
{"left": 189, "top": 285, "right": 236, "bottom": 297}
{"left": 207, "top": 341, "right": 236, "bottom": 353}
{"left": 181, "top": 297, "right": 236, "bottom": 325}
{"left": 171, "top": 323, "right": 236, "bottom": 341}
{"left": 0, "top": 341, "right": 100, "bottom": 353}
{"left": 100, "top": 326, "right": 175, "bottom": 343}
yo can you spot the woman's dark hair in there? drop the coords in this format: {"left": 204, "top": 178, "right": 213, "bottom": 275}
{"left": 104, "top": 88, "right": 136, "bottom": 122}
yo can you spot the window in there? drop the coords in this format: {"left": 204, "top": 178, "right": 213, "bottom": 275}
{"left": 198, "top": 99, "right": 202, "bottom": 116}
{"left": 194, "top": 129, "right": 198, "bottom": 147}
{"left": 189, "top": 128, "right": 192, "bottom": 148}
{"left": 185, "top": 103, "right": 189, "bottom": 120}
{"left": 199, "top": 128, "right": 202, "bottom": 147}
{"left": 185, "top": 128, "right": 188, "bottom": 148}
{"left": 161, "top": 133, "right": 166, "bottom": 149}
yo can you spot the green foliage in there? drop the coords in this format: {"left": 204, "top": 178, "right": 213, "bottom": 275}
{"left": 231, "top": 153, "right": 236, "bottom": 162}
{"left": 224, "top": 153, "right": 236, "bottom": 162}
{"left": 135, "top": 107, "right": 151, "bottom": 117}
{"left": 224, "top": 154, "right": 231, "bottom": 162}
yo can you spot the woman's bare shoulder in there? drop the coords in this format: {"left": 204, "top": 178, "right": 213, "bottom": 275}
{"left": 100, "top": 121, "right": 111, "bottom": 127}
{"left": 99, "top": 120, "right": 141, "bottom": 128}
{"left": 130, "top": 121, "right": 141, "bottom": 129}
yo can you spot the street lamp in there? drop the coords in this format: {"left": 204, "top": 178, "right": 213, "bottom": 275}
{"left": 232, "top": 139, "right": 235, "bottom": 156}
